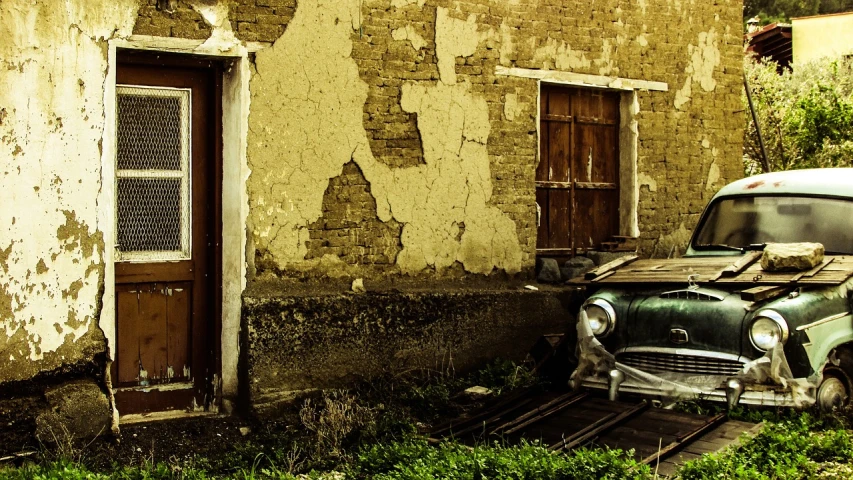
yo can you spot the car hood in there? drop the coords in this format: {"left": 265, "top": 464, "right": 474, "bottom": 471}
{"left": 622, "top": 287, "right": 751, "bottom": 356}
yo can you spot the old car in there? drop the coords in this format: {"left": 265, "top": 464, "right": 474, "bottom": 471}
{"left": 570, "top": 168, "right": 853, "bottom": 411}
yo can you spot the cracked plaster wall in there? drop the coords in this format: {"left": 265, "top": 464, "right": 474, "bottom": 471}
{"left": 245, "top": 0, "right": 743, "bottom": 277}
{"left": 0, "top": 0, "right": 745, "bottom": 382}
{"left": 248, "top": 0, "right": 524, "bottom": 277}
{"left": 0, "top": 0, "right": 139, "bottom": 383}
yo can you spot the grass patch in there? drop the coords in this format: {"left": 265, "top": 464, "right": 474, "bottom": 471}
{"left": 677, "top": 411, "right": 853, "bottom": 480}
{"left": 349, "top": 437, "right": 651, "bottom": 480}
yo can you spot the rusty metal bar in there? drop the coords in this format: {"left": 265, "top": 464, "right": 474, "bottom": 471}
{"left": 744, "top": 73, "right": 771, "bottom": 173}
{"left": 444, "top": 397, "right": 535, "bottom": 438}
{"left": 429, "top": 388, "right": 534, "bottom": 437}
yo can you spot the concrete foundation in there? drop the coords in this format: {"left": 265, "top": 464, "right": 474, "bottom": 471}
{"left": 241, "top": 282, "right": 582, "bottom": 416}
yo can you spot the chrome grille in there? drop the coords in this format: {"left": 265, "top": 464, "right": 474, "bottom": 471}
{"left": 617, "top": 351, "right": 745, "bottom": 376}
{"left": 659, "top": 289, "right": 724, "bottom": 301}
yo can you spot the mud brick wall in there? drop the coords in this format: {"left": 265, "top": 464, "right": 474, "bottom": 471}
{"left": 135, "top": 0, "right": 744, "bottom": 279}
{"left": 133, "top": 0, "right": 212, "bottom": 38}
{"left": 305, "top": 162, "right": 403, "bottom": 269}
{"left": 134, "top": 0, "right": 297, "bottom": 43}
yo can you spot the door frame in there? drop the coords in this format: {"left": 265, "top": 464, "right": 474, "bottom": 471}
{"left": 100, "top": 38, "right": 251, "bottom": 420}
{"left": 536, "top": 79, "right": 642, "bottom": 245}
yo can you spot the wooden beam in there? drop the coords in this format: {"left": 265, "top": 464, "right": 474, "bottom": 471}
{"left": 575, "top": 182, "right": 617, "bottom": 190}
{"left": 709, "top": 251, "right": 763, "bottom": 281}
{"left": 536, "top": 181, "right": 572, "bottom": 189}
{"left": 740, "top": 285, "right": 791, "bottom": 302}
{"left": 789, "top": 257, "right": 833, "bottom": 282}
{"left": 496, "top": 66, "right": 669, "bottom": 92}
{"left": 585, "top": 254, "right": 639, "bottom": 280}
{"left": 542, "top": 113, "right": 573, "bottom": 123}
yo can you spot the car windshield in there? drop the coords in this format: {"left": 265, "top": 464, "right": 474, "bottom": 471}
{"left": 693, "top": 195, "right": 853, "bottom": 254}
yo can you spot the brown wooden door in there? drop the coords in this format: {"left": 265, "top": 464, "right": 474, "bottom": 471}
{"left": 537, "top": 85, "right": 620, "bottom": 255}
{"left": 112, "top": 54, "right": 221, "bottom": 415}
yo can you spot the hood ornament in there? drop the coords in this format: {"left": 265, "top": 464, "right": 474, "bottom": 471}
{"left": 687, "top": 273, "right": 699, "bottom": 290}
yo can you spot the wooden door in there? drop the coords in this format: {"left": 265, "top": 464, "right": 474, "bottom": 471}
{"left": 112, "top": 53, "right": 222, "bottom": 415}
{"left": 536, "top": 85, "right": 620, "bottom": 255}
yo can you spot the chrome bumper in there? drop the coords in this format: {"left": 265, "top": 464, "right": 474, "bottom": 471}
{"left": 579, "top": 373, "right": 802, "bottom": 407}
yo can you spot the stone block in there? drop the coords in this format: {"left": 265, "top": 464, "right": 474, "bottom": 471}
{"left": 761, "top": 243, "right": 825, "bottom": 272}
{"left": 561, "top": 256, "right": 595, "bottom": 280}
{"left": 35, "top": 380, "right": 111, "bottom": 442}
{"left": 242, "top": 284, "right": 580, "bottom": 417}
{"left": 536, "top": 257, "right": 561, "bottom": 283}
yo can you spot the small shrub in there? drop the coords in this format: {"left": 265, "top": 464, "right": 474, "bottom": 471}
{"left": 300, "top": 390, "right": 377, "bottom": 457}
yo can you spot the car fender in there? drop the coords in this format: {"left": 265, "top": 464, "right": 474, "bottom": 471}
{"left": 798, "top": 312, "right": 853, "bottom": 372}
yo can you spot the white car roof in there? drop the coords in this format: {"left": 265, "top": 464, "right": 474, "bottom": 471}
{"left": 714, "top": 168, "right": 853, "bottom": 200}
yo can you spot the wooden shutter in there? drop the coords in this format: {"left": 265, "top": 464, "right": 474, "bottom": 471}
{"left": 536, "top": 86, "right": 620, "bottom": 255}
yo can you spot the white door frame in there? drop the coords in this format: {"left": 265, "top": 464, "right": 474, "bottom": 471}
{"left": 100, "top": 36, "right": 251, "bottom": 417}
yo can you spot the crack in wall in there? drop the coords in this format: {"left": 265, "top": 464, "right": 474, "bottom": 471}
{"left": 248, "top": 0, "right": 523, "bottom": 276}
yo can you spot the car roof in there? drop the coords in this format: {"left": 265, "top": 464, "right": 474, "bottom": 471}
{"left": 713, "top": 168, "right": 853, "bottom": 199}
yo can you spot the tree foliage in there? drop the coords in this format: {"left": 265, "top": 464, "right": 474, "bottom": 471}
{"left": 743, "top": 56, "right": 853, "bottom": 173}
{"left": 745, "top": 0, "right": 853, "bottom": 24}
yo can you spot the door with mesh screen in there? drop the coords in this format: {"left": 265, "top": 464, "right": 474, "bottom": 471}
{"left": 112, "top": 53, "right": 221, "bottom": 416}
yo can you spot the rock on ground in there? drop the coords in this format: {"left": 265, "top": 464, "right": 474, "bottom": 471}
{"left": 536, "top": 258, "right": 562, "bottom": 283}
{"left": 35, "top": 380, "right": 111, "bottom": 442}
{"left": 561, "top": 256, "right": 595, "bottom": 280}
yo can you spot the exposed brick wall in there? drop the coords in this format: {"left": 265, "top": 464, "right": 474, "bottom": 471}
{"left": 305, "top": 161, "right": 403, "bottom": 268}
{"left": 353, "top": 6, "right": 433, "bottom": 169}
{"left": 134, "top": 0, "right": 296, "bottom": 43}
{"left": 152, "top": 0, "right": 743, "bottom": 276}
{"left": 232, "top": 0, "right": 297, "bottom": 43}
{"left": 133, "top": 0, "right": 212, "bottom": 38}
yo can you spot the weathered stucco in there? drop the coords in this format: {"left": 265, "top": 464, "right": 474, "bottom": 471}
{"left": 0, "top": 0, "right": 138, "bottom": 380}
{"left": 245, "top": 0, "right": 743, "bottom": 277}
{"left": 248, "top": 0, "right": 523, "bottom": 276}
{"left": 674, "top": 28, "right": 721, "bottom": 110}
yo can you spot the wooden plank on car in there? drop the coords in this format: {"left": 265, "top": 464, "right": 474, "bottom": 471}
{"left": 709, "top": 251, "right": 763, "bottom": 281}
{"left": 789, "top": 257, "right": 834, "bottom": 282}
{"left": 584, "top": 254, "right": 639, "bottom": 279}
{"left": 740, "top": 285, "right": 790, "bottom": 302}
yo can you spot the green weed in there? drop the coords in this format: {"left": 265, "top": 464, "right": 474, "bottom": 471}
{"left": 676, "top": 412, "right": 853, "bottom": 479}
{"left": 350, "top": 437, "right": 651, "bottom": 480}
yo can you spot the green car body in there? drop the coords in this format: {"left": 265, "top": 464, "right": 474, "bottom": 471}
{"left": 574, "top": 169, "right": 853, "bottom": 409}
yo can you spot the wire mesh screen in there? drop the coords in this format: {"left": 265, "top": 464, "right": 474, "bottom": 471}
{"left": 115, "top": 86, "right": 191, "bottom": 261}
{"left": 117, "top": 94, "right": 182, "bottom": 170}
{"left": 117, "top": 178, "right": 182, "bottom": 251}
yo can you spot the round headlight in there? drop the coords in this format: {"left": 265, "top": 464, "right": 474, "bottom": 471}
{"left": 749, "top": 310, "right": 789, "bottom": 352}
{"left": 584, "top": 299, "right": 616, "bottom": 337}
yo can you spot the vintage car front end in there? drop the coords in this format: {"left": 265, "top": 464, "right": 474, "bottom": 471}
{"left": 570, "top": 168, "right": 853, "bottom": 410}
{"left": 571, "top": 285, "right": 853, "bottom": 409}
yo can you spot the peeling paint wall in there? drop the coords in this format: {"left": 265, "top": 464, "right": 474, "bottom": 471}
{"left": 241, "top": 0, "right": 742, "bottom": 276}
{"left": 0, "top": 0, "right": 139, "bottom": 382}
{"left": 0, "top": 0, "right": 744, "bottom": 421}
{"left": 247, "top": 0, "right": 528, "bottom": 277}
